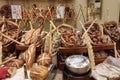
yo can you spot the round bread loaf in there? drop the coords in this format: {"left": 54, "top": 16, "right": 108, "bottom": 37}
{"left": 37, "top": 53, "right": 52, "bottom": 67}
{"left": 30, "top": 65, "right": 48, "bottom": 80}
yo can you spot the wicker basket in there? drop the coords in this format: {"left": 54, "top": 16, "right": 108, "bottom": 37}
{"left": 0, "top": 20, "right": 21, "bottom": 52}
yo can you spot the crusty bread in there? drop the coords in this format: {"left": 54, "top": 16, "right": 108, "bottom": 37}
{"left": 30, "top": 65, "right": 48, "bottom": 80}
{"left": 21, "top": 43, "right": 36, "bottom": 70}
{"left": 21, "top": 29, "right": 35, "bottom": 45}
{"left": 37, "top": 53, "right": 52, "bottom": 67}
{"left": 30, "top": 26, "right": 43, "bottom": 44}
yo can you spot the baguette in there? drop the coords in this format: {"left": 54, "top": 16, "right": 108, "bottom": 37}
{"left": 21, "top": 43, "right": 36, "bottom": 70}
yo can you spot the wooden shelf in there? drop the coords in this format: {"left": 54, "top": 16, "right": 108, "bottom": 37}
{"left": 57, "top": 43, "right": 114, "bottom": 70}
{"left": 58, "top": 43, "right": 114, "bottom": 54}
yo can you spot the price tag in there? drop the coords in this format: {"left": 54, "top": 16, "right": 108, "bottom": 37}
{"left": 11, "top": 5, "right": 22, "bottom": 19}
{"left": 56, "top": 5, "right": 65, "bottom": 19}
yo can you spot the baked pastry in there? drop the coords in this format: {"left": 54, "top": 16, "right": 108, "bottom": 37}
{"left": 20, "top": 43, "right": 36, "bottom": 70}
{"left": 37, "top": 53, "right": 52, "bottom": 67}
{"left": 30, "top": 65, "right": 48, "bottom": 80}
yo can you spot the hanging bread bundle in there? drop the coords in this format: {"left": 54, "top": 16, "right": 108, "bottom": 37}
{"left": 51, "top": 28, "right": 61, "bottom": 56}
{"left": 20, "top": 14, "right": 44, "bottom": 44}
{"left": 84, "top": 21, "right": 112, "bottom": 45}
{"left": 30, "top": 65, "right": 48, "bottom": 80}
{"left": 37, "top": 33, "right": 52, "bottom": 67}
{"left": 19, "top": 43, "right": 36, "bottom": 70}
{"left": 16, "top": 21, "right": 45, "bottom": 52}
{"left": 57, "top": 24, "right": 85, "bottom": 47}
{"left": 37, "top": 21, "right": 56, "bottom": 67}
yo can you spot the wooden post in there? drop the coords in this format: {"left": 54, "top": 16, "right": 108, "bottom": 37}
{"left": 0, "top": 42, "right": 2, "bottom": 64}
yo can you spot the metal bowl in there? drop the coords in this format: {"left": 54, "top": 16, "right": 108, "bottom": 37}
{"left": 65, "top": 55, "right": 90, "bottom": 74}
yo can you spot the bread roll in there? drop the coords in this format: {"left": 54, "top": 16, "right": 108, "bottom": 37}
{"left": 30, "top": 65, "right": 48, "bottom": 80}
{"left": 37, "top": 53, "right": 52, "bottom": 67}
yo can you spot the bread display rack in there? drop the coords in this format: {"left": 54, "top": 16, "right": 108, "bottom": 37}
{"left": 57, "top": 43, "right": 114, "bottom": 70}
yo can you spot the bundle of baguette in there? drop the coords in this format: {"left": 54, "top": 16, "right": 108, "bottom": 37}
{"left": 51, "top": 29, "right": 61, "bottom": 57}
{"left": 30, "top": 22, "right": 55, "bottom": 80}
{"left": 37, "top": 32, "right": 52, "bottom": 67}
{"left": 37, "top": 21, "right": 58, "bottom": 67}
{"left": 20, "top": 24, "right": 43, "bottom": 45}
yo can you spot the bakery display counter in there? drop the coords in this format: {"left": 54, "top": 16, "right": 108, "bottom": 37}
{"left": 57, "top": 43, "right": 115, "bottom": 70}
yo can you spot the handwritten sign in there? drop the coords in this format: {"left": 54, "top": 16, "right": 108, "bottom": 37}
{"left": 11, "top": 5, "right": 22, "bottom": 19}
